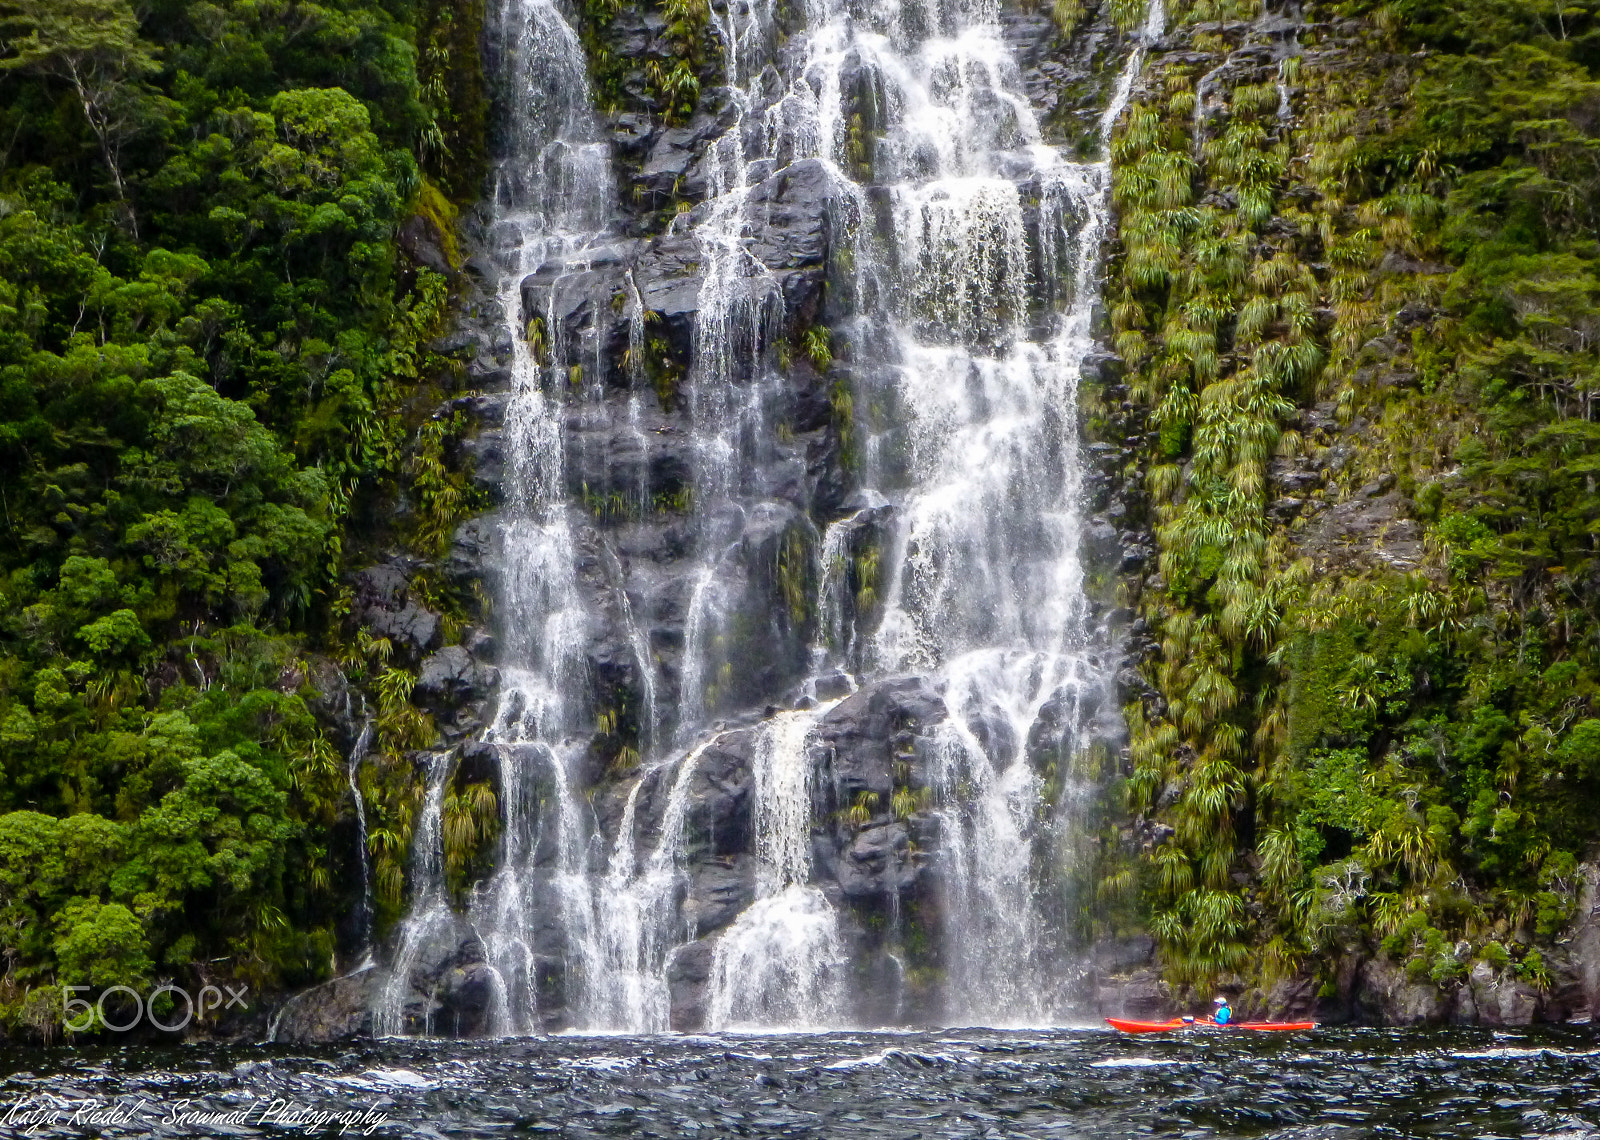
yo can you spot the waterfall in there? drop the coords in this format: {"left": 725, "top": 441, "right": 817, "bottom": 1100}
{"left": 791, "top": 0, "right": 1158, "bottom": 1023}
{"left": 563, "top": 738, "right": 713, "bottom": 1031}
{"left": 378, "top": 0, "right": 735, "bottom": 1034}
{"left": 679, "top": 0, "right": 1162, "bottom": 1025}
{"left": 706, "top": 704, "right": 846, "bottom": 1029}
{"left": 377, "top": 0, "right": 1163, "bottom": 1035}
{"left": 377, "top": 0, "right": 622, "bottom": 1037}
{"left": 347, "top": 713, "right": 375, "bottom": 963}
{"left": 374, "top": 751, "right": 454, "bottom": 1035}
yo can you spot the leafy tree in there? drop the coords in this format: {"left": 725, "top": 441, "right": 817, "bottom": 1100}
{"left": 52, "top": 900, "right": 151, "bottom": 989}
{"left": 0, "top": 0, "right": 483, "bottom": 1036}
{"left": 0, "top": 0, "right": 158, "bottom": 226}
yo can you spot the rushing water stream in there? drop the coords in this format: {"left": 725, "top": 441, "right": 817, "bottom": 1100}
{"left": 4, "top": 1028, "right": 1599, "bottom": 1137}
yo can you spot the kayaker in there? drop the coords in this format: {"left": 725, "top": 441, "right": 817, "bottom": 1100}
{"left": 1211, "top": 995, "right": 1233, "bottom": 1026}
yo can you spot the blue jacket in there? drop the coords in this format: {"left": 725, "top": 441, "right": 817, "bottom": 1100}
{"left": 1214, "top": 1004, "right": 1232, "bottom": 1025}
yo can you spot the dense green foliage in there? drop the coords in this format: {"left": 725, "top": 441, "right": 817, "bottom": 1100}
{"left": 0, "top": 0, "right": 481, "bottom": 1036}
{"left": 1114, "top": 0, "right": 1600, "bottom": 998}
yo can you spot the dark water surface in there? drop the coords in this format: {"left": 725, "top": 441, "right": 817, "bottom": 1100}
{"left": 2, "top": 1026, "right": 1598, "bottom": 1138}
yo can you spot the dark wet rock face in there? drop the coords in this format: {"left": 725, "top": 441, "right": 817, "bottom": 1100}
{"left": 465, "top": 137, "right": 842, "bottom": 747}
{"left": 516, "top": 157, "right": 833, "bottom": 398}
{"left": 353, "top": 562, "right": 443, "bottom": 663}
{"left": 666, "top": 939, "right": 716, "bottom": 1030}
{"left": 276, "top": 945, "right": 502, "bottom": 1044}
{"left": 303, "top": 655, "right": 363, "bottom": 754}
{"left": 271, "top": 970, "right": 380, "bottom": 1045}
{"left": 1296, "top": 488, "right": 1424, "bottom": 574}
{"left": 1352, "top": 958, "right": 1448, "bottom": 1026}
{"left": 634, "top": 679, "right": 956, "bottom": 1029}
{"left": 416, "top": 646, "right": 497, "bottom": 739}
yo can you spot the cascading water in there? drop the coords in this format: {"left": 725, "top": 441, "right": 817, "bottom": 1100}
{"left": 847, "top": 0, "right": 1165, "bottom": 1024}
{"left": 378, "top": 0, "right": 1162, "bottom": 1034}
{"left": 565, "top": 736, "right": 716, "bottom": 1030}
{"left": 346, "top": 713, "right": 375, "bottom": 963}
{"left": 375, "top": 750, "right": 454, "bottom": 1036}
{"left": 707, "top": 704, "right": 847, "bottom": 1029}
{"left": 374, "top": 0, "right": 617, "bottom": 1036}
{"left": 674, "top": 0, "right": 1164, "bottom": 1023}
{"left": 681, "top": 0, "right": 1164, "bottom": 1022}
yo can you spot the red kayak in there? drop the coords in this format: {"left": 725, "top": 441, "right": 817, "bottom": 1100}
{"left": 1106, "top": 1017, "right": 1317, "bottom": 1033}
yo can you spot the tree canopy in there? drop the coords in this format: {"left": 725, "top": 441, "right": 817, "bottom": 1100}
{"left": 0, "top": 0, "right": 480, "bottom": 1035}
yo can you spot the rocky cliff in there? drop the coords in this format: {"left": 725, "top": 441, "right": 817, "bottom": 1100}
{"left": 1104, "top": 0, "right": 1600, "bottom": 1026}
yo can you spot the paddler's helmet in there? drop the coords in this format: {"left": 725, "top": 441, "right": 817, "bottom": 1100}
{"left": 1213, "top": 995, "right": 1228, "bottom": 1005}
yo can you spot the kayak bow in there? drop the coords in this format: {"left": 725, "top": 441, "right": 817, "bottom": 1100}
{"left": 1105, "top": 1017, "right": 1317, "bottom": 1033}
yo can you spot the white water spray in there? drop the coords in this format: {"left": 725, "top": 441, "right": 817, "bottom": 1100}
{"left": 707, "top": 703, "right": 846, "bottom": 1029}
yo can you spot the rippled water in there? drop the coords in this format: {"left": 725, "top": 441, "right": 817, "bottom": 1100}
{"left": 4, "top": 1028, "right": 1599, "bottom": 1137}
